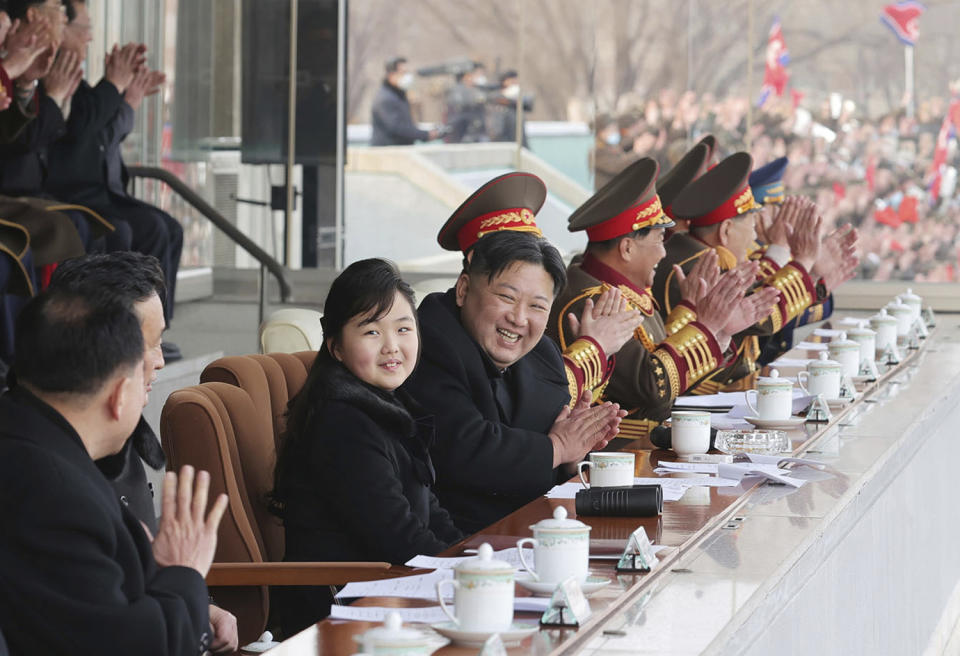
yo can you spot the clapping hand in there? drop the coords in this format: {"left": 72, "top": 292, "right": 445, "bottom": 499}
{"left": 567, "top": 287, "right": 642, "bottom": 357}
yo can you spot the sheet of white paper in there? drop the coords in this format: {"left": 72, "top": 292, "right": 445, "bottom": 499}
{"left": 335, "top": 568, "right": 453, "bottom": 600}
{"left": 770, "top": 357, "right": 815, "bottom": 368}
{"left": 406, "top": 548, "right": 528, "bottom": 570}
{"left": 795, "top": 341, "right": 828, "bottom": 351}
{"left": 327, "top": 597, "right": 553, "bottom": 624}
{"left": 656, "top": 461, "right": 806, "bottom": 488}
{"left": 813, "top": 328, "right": 844, "bottom": 338}
{"left": 544, "top": 476, "right": 730, "bottom": 502}
{"left": 838, "top": 316, "right": 864, "bottom": 326}
{"left": 745, "top": 453, "right": 826, "bottom": 469}
{"left": 710, "top": 414, "right": 753, "bottom": 430}
{"left": 673, "top": 391, "right": 745, "bottom": 409}
{"left": 328, "top": 605, "right": 450, "bottom": 624}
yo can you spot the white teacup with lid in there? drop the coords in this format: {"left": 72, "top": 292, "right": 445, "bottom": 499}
{"left": 797, "top": 352, "right": 842, "bottom": 400}
{"left": 517, "top": 506, "right": 590, "bottom": 586}
{"left": 746, "top": 369, "right": 793, "bottom": 420}
{"left": 827, "top": 331, "right": 860, "bottom": 377}
{"left": 355, "top": 611, "right": 439, "bottom": 655}
{"left": 870, "top": 308, "right": 898, "bottom": 353}
{"left": 885, "top": 299, "right": 913, "bottom": 337}
{"left": 436, "top": 543, "right": 514, "bottom": 633}
{"left": 899, "top": 288, "right": 923, "bottom": 322}
{"left": 847, "top": 321, "right": 876, "bottom": 365}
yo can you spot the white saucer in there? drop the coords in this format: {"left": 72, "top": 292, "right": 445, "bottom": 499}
{"left": 430, "top": 621, "right": 538, "bottom": 647}
{"left": 515, "top": 573, "right": 611, "bottom": 597}
{"left": 744, "top": 415, "right": 806, "bottom": 429}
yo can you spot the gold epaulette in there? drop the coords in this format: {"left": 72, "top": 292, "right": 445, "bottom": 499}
{"left": 764, "top": 263, "right": 814, "bottom": 326}
{"left": 662, "top": 323, "right": 718, "bottom": 384}
{"left": 664, "top": 302, "right": 697, "bottom": 335}
{"left": 44, "top": 204, "right": 116, "bottom": 233}
{"left": 562, "top": 338, "right": 612, "bottom": 406}
{"left": 617, "top": 417, "right": 661, "bottom": 442}
{"left": 617, "top": 284, "right": 656, "bottom": 317}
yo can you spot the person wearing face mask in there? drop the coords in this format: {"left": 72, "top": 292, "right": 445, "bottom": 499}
{"left": 487, "top": 70, "right": 532, "bottom": 147}
{"left": 370, "top": 56, "right": 438, "bottom": 147}
{"left": 590, "top": 113, "right": 641, "bottom": 191}
{"left": 445, "top": 61, "right": 489, "bottom": 144}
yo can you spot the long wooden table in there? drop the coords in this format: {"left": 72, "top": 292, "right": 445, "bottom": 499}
{"left": 264, "top": 314, "right": 956, "bottom": 655}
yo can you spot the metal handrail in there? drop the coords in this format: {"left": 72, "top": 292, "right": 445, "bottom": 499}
{"left": 127, "top": 166, "right": 293, "bottom": 307}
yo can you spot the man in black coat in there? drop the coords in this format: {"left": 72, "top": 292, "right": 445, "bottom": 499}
{"left": 0, "top": 286, "right": 228, "bottom": 655}
{"left": 370, "top": 56, "right": 437, "bottom": 146}
{"left": 46, "top": 251, "right": 239, "bottom": 654}
{"left": 407, "top": 230, "right": 624, "bottom": 534}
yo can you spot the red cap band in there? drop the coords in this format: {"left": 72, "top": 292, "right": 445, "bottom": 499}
{"left": 585, "top": 195, "right": 672, "bottom": 242}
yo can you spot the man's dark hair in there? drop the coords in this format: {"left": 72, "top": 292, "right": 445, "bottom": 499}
{"left": 49, "top": 252, "right": 166, "bottom": 316}
{"left": 7, "top": 0, "right": 45, "bottom": 19}
{"left": 499, "top": 70, "right": 518, "bottom": 87}
{"left": 465, "top": 230, "right": 566, "bottom": 298}
{"left": 13, "top": 292, "right": 144, "bottom": 395}
{"left": 61, "top": 0, "right": 82, "bottom": 22}
{"left": 385, "top": 56, "right": 407, "bottom": 74}
{"left": 586, "top": 226, "right": 653, "bottom": 254}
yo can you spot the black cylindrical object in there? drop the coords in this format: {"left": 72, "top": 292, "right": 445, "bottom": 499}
{"left": 575, "top": 484, "right": 663, "bottom": 517}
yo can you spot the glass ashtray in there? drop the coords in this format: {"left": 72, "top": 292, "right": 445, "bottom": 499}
{"left": 714, "top": 429, "right": 790, "bottom": 455}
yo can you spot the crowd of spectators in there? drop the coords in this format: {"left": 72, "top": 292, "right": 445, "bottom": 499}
{"left": 591, "top": 88, "right": 960, "bottom": 283}
{"left": 0, "top": 0, "right": 181, "bottom": 377}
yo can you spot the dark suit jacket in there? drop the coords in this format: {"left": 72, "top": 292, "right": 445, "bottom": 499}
{"left": 406, "top": 290, "right": 569, "bottom": 534}
{"left": 370, "top": 82, "right": 429, "bottom": 146}
{"left": 0, "top": 387, "right": 211, "bottom": 656}
{"left": 0, "top": 91, "right": 66, "bottom": 195}
{"left": 45, "top": 80, "right": 127, "bottom": 208}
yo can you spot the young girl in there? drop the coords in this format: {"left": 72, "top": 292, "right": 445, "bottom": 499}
{"left": 270, "top": 258, "right": 462, "bottom": 635}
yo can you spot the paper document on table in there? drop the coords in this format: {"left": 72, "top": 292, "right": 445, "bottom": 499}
{"left": 327, "top": 597, "right": 552, "bottom": 623}
{"left": 744, "top": 453, "right": 826, "bottom": 469}
{"left": 656, "top": 461, "right": 806, "bottom": 488}
{"left": 838, "top": 317, "right": 865, "bottom": 326}
{"left": 813, "top": 328, "right": 844, "bottom": 338}
{"left": 406, "top": 548, "right": 527, "bottom": 570}
{"left": 335, "top": 568, "right": 452, "bottom": 600}
{"left": 673, "top": 391, "right": 745, "bottom": 410}
{"left": 795, "top": 341, "right": 828, "bottom": 351}
{"left": 328, "top": 605, "right": 450, "bottom": 624}
{"left": 770, "top": 357, "right": 815, "bottom": 368}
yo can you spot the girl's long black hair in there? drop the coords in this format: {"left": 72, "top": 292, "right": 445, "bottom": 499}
{"left": 269, "top": 258, "right": 417, "bottom": 515}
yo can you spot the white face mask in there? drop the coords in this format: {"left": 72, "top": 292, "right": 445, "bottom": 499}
{"left": 472, "top": 74, "right": 487, "bottom": 87}
{"left": 502, "top": 84, "right": 520, "bottom": 100}
{"left": 604, "top": 131, "right": 621, "bottom": 146}
{"left": 397, "top": 73, "right": 415, "bottom": 90}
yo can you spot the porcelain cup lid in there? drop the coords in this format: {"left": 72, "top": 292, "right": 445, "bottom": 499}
{"left": 757, "top": 368, "right": 792, "bottom": 387}
{"left": 357, "top": 612, "right": 432, "bottom": 648}
{"left": 885, "top": 299, "right": 911, "bottom": 315}
{"left": 529, "top": 506, "right": 591, "bottom": 533}
{"left": 899, "top": 288, "right": 922, "bottom": 305}
{"left": 808, "top": 351, "right": 841, "bottom": 370}
{"left": 870, "top": 308, "right": 897, "bottom": 325}
{"left": 827, "top": 331, "right": 858, "bottom": 350}
{"left": 456, "top": 542, "right": 514, "bottom": 574}
{"left": 847, "top": 321, "right": 875, "bottom": 338}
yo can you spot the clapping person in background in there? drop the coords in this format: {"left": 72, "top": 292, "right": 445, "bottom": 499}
{"left": 270, "top": 259, "right": 463, "bottom": 636}
{"left": 47, "top": 0, "right": 184, "bottom": 360}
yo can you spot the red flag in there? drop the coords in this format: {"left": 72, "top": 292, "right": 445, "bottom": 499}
{"left": 757, "top": 19, "right": 789, "bottom": 107}
{"left": 928, "top": 96, "right": 959, "bottom": 202}
{"left": 880, "top": 2, "right": 925, "bottom": 47}
{"left": 833, "top": 181, "right": 846, "bottom": 203}
{"left": 875, "top": 206, "right": 901, "bottom": 228}
{"left": 898, "top": 196, "right": 918, "bottom": 223}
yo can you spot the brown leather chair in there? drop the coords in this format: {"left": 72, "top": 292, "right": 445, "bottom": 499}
{"left": 161, "top": 352, "right": 391, "bottom": 644}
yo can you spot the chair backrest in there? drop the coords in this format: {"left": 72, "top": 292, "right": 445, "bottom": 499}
{"left": 411, "top": 278, "right": 455, "bottom": 307}
{"left": 259, "top": 308, "right": 323, "bottom": 354}
{"left": 163, "top": 351, "right": 319, "bottom": 643}
{"left": 160, "top": 382, "right": 269, "bottom": 644}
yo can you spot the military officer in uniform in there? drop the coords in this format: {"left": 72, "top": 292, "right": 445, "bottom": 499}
{"left": 549, "top": 158, "right": 777, "bottom": 443}
{"left": 658, "top": 142, "right": 711, "bottom": 237}
{"left": 406, "top": 173, "right": 634, "bottom": 533}
{"left": 652, "top": 153, "right": 842, "bottom": 393}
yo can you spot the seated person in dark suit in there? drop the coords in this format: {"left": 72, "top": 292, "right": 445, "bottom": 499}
{"left": 45, "top": 251, "right": 239, "bottom": 654}
{"left": 0, "top": 287, "right": 228, "bottom": 655}
{"left": 407, "top": 229, "right": 625, "bottom": 534}
{"left": 46, "top": 1, "right": 183, "bottom": 359}
{"left": 271, "top": 258, "right": 463, "bottom": 636}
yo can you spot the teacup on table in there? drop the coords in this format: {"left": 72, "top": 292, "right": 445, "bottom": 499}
{"left": 798, "top": 352, "right": 842, "bottom": 400}
{"left": 671, "top": 410, "right": 711, "bottom": 455}
{"left": 516, "top": 506, "right": 591, "bottom": 585}
{"left": 746, "top": 368, "right": 793, "bottom": 420}
{"left": 577, "top": 451, "right": 635, "bottom": 488}
{"left": 436, "top": 543, "right": 514, "bottom": 633}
